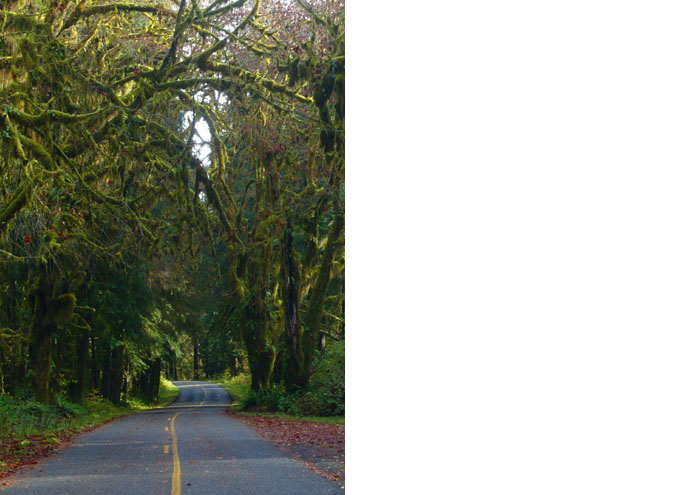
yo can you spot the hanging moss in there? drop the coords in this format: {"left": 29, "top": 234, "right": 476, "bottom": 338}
{"left": 3, "top": 113, "right": 25, "bottom": 159}
{"left": 45, "top": 293, "right": 77, "bottom": 325}
{"left": 0, "top": 183, "right": 30, "bottom": 230}
{"left": 0, "top": 0, "right": 344, "bottom": 404}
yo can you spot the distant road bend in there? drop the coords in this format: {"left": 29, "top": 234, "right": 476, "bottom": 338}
{"left": 0, "top": 381, "right": 343, "bottom": 494}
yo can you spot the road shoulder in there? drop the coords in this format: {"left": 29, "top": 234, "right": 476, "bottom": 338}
{"left": 227, "top": 411, "right": 345, "bottom": 489}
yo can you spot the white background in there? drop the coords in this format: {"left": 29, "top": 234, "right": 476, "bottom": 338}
{"left": 348, "top": 1, "right": 695, "bottom": 493}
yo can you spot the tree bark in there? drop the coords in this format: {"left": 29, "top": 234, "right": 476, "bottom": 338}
{"left": 31, "top": 328, "right": 54, "bottom": 404}
{"left": 299, "top": 208, "right": 343, "bottom": 387}
{"left": 193, "top": 332, "right": 199, "bottom": 380}
{"left": 241, "top": 294, "right": 276, "bottom": 392}
{"left": 90, "top": 333, "right": 98, "bottom": 390}
{"left": 70, "top": 326, "right": 90, "bottom": 403}
{"left": 110, "top": 344, "right": 124, "bottom": 404}
{"left": 230, "top": 344, "right": 238, "bottom": 376}
{"left": 30, "top": 267, "right": 56, "bottom": 404}
{"left": 281, "top": 222, "right": 303, "bottom": 392}
{"left": 151, "top": 358, "right": 161, "bottom": 400}
{"left": 100, "top": 352, "right": 112, "bottom": 401}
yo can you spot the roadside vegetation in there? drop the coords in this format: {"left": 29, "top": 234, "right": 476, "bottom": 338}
{"left": 216, "top": 340, "right": 344, "bottom": 419}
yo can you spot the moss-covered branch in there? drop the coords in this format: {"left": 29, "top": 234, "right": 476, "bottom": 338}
{"left": 204, "top": 0, "right": 249, "bottom": 17}
{"left": 0, "top": 183, "right": 30, "bottom": 230}
{"left": 197, "top": 59, "right": 313, "bottom": 104}
{"left": 159, "top": 0, "right": 191, "bottom": 70}
{"left": 9, "top": 107, "right": 106, "bottom": 126}
{"left": 60, "top": 2, "right": 176, "bottom": 34}
{"left": 300, "top": 201, "right": 343, "bottom": 386}
{"left": 19, "top": 135, "right": 55, "bottom": 169}
{"left": 3, "top": 113, "right": 26, "bottom": 160}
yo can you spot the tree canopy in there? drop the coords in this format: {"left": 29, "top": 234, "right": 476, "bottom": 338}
{"left": 0, "top": 0, "right": 344, "bottom": 405}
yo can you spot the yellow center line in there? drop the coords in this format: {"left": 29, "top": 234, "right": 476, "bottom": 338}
{"left": 170, "top": 411, "right": 183, "bottom": 495}
{"left": 170, "top": 384, "right": 208, "bottom": 495}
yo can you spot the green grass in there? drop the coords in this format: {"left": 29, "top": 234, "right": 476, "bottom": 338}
{"left": 214, "top": 373, "right": 252, "bottom": 410}
{"left": 0, "top": 378, "right": 179, "bottom": 465}
{"left": 155, "top": 378, "right": 180, "bottom": 406}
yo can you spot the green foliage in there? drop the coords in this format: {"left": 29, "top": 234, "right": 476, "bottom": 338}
{"left": 0, "top": 395, "right": 55, "bottom": 440}
{"left": 55, "top": 394, "right": 87, "bottom": 418}
{"left": 242, "top": 385, "right": 286, "bottom": 411}
{"left": 216, "top": 341, "right": 344, "bottom": 417}
{"left": 216, "top": 372, "right": 283, "bottom": 410}
{"left": 155, "top": 378, "right": 180, "bottom": 406}
{"left": 312, "top": 341, "right": 345, "bottom": 397}
{"left": 0, "top": 0, "right": 344, "bottom": 410}
{"left": 0, "top": 392, "right": 115, "bottom": 448}
{"left": 215, "top": 373, "right": 252, "bottom": 405}
{"left": 279, "top": 342, "right": 344, "bottom": 416}
{"left": 278, "top": 389, "right": 342, "bottom": 417}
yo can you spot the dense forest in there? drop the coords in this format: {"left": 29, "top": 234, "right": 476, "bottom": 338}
{"left": 0, "top": 0, "right": 344, "bottom": 413}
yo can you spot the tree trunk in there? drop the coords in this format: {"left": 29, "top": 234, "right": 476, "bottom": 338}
{"left": 281, "top": 222, "right": 303, "bottom": 392}
{"left": 193, "top": 333, "right": 199, "bottom": 380}
{"left": 91, "top": 334, "right": 98, "bottom": 390}
{"left": 241, "top": 294, "right": 276, "bottom": 392}
{"left": 122, "top": 365, "right": 129, "bottom": 401}
{"left": 230, "top": 345, "right": 238, "bottom": 376}
{"left": 299, "top": 208, "right": 343, "bottom": 388}
{"left": 70, "top": 326, "right": 90, "bottom": 403}
{"left": 110, "top": 345, "right": 124, "bottom": 404}
{"left": 31, "top": 328, "right": 54, "bottom": 404}
{"left": 151, "top": 358, "right": 161, "bottom": 400}
{"left": 30, "top": 267, "right": 56, "bottom": 404}
{"left": 100, "top": 351, "right": 112, "bottom": 401}
{"left": 138, "top": 361, "right": 150, "bottom": 400}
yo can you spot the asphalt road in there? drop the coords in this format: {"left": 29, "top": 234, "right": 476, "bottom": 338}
{"left": 0, "top": 381, "right": 343, "bottom": 495}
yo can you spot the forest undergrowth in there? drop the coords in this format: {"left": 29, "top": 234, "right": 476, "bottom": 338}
{"left": 216, "top": 340, "right": 344, "bottom": 418}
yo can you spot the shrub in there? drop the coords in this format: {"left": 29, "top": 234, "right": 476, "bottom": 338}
{"left": 0, "top": 394, "right": 84, "bottom": 442}
{"left": 278, "top": 341, "right": 344, "bottom": 416}
{"left": 241, "top": 385, "right": 285, "bottom": 411}
{"left": 56, "top": 395, "right": 87, "bottom": 417}
{"left": 216, "top": 341, "right": 344, "bottom": 417}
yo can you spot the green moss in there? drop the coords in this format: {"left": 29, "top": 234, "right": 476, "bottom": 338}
{"left": 46, "top": 293, "right": 77, "bottom": 324}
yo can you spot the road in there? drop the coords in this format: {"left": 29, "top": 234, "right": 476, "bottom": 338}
{"left": 0, "top": 381, "right": 343, "bottom": 494}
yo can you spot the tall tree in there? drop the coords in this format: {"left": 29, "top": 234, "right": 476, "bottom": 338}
{"left": 0, "top": 0, "right": 345, "bottom": 401}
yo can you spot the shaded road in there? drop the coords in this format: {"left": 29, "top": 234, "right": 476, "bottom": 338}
{"left": 0, "top": 381, "right": 343, "bottom": 494}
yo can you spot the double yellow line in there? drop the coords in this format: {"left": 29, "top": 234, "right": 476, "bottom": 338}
{"left": 170, "top": 384, "right": 207, "bottom": 495}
